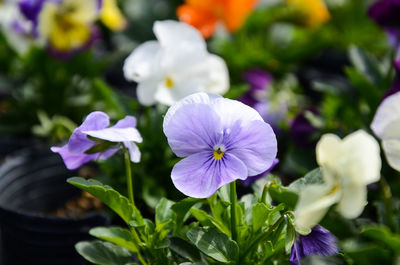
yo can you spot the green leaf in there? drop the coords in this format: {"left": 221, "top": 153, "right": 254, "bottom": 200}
{"left": 75, "top": 240, "right": 132, "bottom": 265}
{"left": 288, "top": 168, "right": 324, "bottom": 194}
{"left": 85, "top": 140, "right": 119, "bottom": 154}
{"left": 190, "top": 208, "right": 230, "bottom": 236}
{"left": 89, "top": 227, "right": 139, "bottom": 253}
{"left": 285, "top": 216, "right": 295, "bottom": 254}
{"left": 67, "top": 177, "right": 143, "bottom": 225}
{"left": 361, "top": 226, "right": 400, "bottom": 254}
{"left": 252, "top": 203, "right": 273, "bottom": 232}
{"left": 169, "top": 237, "right": 201, "bottom": 262}
{"left": 156, "top": 198, "right": 176, "bottom": 227}
{"left": 268, "top": 183, "right": 298, "bottom": 209}
{"left": 172, "top": 197, "right": 202, "bottom": 232}
{"left": 348, "top": 46, "right": 383, "bottom": 87}
{"left": 187, "top": 227, "right": 239, "bottom": 264}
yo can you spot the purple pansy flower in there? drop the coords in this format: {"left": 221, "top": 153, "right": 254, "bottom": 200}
{"left": 163, "top": 92, "right": 278, "bottom": 198}
{"left": 290, "top": 225, "right": 339, "bottom": 265}
{"left": 52, "top": 111, "right": 142, "bottom": 170}
{"left": 290, "top": 108, "right": 320, "bottom": 148}
{"left": 240, "top": 69, "right": 287, "bottom": 130}
{"left": 368, "top": 0, "right": 400, "bottom": 29}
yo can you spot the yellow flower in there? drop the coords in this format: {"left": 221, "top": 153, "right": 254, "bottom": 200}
{"left": 38, "top": 0, "right": 98, "bottom": 51}
{"left": 287, "top": 0, "right": 330, "bottom": 27}
{"left": 100, "top": 0, "right": 127, "bottom": 32}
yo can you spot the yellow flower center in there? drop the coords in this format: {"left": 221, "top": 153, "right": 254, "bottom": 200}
{"left": 328, "top": 185, "right": 340, "bottom": 195}
{"left": 213, "top": 148, "right": 225, "bottom": 160}
{"left": 165, "top": 77, "right": 174, "bottom": 89}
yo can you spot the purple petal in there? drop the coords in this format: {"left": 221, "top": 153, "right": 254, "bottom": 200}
{"left": 164, "top": 103, "right": 223, "bottom": 157}
{"left": 290, "top": 225, "right": 339, "bottom": 265}
{"left": 18, "top": 0, "right": 45, "bottom": 25}
{"left": 171, "top": 152, "right": 247, "bottom": 198}
{"left": 368, "top": 0, "right": 400, "bottom": 29}
{"left": 290, "top": 108, "right": 319, "bottom": 148}
{"left": 51, "top": 145, "right": 98, "bottom": 170}
{"left": 241, "top": 158, "right": 279, "bottom": 186}
{"left": 243, "top": 68, "right": 273, "bottom": 95}
{"left": 68, "top": 111, "right": 110, "bottom": 153}
{"left": 224, "top": 120, "right": 277, "bottom": 176}
{"left": 112, "top": 116, "right": 137, "bottom": 129}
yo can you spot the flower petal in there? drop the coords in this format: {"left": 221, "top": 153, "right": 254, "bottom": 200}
{"left": 171, "top": 151, "right": 247, "bottom": 198}
{"left": 295, "top": 182, "right": 341, "bottom": 230}
{"left": 371, "top": 91, "right": 400, "bottom": 138}
{"left": 336, "top": 183, "right": 367, "bottom": 219}
{"left": 226, "top": 120, "right": 277, "bottom": 176}
{"left": 68, "top": 111, "right": 110, "bottom": 153}
{"left": 112, "top": 115, "right": 137, "bottom": 129}
{"left": 163, "top": 92, "right": 221, "bottom": 134}
{"left": 211, "top": 97, "right": 264, "bottom": 129}
{"left": 84, "top": 127, "right": 143, "bottom": 143}
{"left": 123, "top": 40, "right": 163, "bottom": 82}
{"left": 153, "top": 20, "right": 206, "bottom": 51}
{"left": 382, "top": 138, "right": 400, "bottom": 171}
{"left": 51, "top": 144, "right": 98, "bottom": 170}
{"left": 203, "top": 54, "right": 229, "bottom": 95}
{"left": 136, "top": 79, "right": 159, "bottom": 106}
{"left": 124, "top": 141, "right": 141, "bottom": 163}
{"left": 163, "top": 103, "right": 223, "bottom": 157}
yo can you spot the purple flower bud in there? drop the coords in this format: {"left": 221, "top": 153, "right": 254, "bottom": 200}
{"left": 290, "top": 225, "right": 339, "bottom": 265}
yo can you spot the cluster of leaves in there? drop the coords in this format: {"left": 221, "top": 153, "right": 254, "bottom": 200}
{"left": 67, "top": 176, "right": 303, "bottom": 265}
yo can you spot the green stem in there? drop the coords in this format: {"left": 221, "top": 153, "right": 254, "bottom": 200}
{"left": 380, "top": 176, "right": 397, "bottom": 232}
{"left": 123, "top": 146, "right": 135, "bottom": 205}
{"left": 230, "top": 181, "right": 238, "bottom": 242}
{"left": 240, "top": 214, "right": 286, "bottom": 262}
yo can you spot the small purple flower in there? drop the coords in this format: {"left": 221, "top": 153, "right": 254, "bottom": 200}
{"left": 290, "top": 225, "right": 339, "bottom": 265}
{"left": 240, "top": 69, "right": 273, "bottom": 106}
{"left": 368, "top": 0, "right": 400, "bottom": 29}
{"left": 51, "top": 111, "right": 142, "bottom": 170}
{"left": 290, "top": 109, "right": 320, "bottom": 148}
{"left": 240, "top": 69, "right": 287, "bottom": 129}
{"left": 163, "top": 92, "right": 278, "bottom": 198}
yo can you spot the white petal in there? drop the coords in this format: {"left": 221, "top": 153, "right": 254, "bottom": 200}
{"left": 136, "top": 79, "right": 159, "bottom": 106}
{"left": 154, "top": 76, "right": 205, "bottom": 106}
{"left": 84, "top": 127, "right": 143, "bottom": 143}
{"left": 204, "top": 54, "right": 230, "bottom": 95}
{"left": 163, "top": 92, "right": 221, "bottom": 133}
{"left": 371, "top": 91, "right": 400, "bottom": 138}
{"left": 123, "top": 41, "right": 162, "bottom": 82}
{"left": 294, "top": 182, "right": 341, "bottom": 230}
{"left": 382, "top": 139, "right": 400, "bottom": 171}
{"left": 337, "top": 183, "right": 367, "bottom": 219}
{"left": 124, "top": 141, "right": 141, "bottom": 163}
{"left": 341, "top": 130, "right": 381, "bottom": 185}
{"left": 211, "top": 97, "right": 264, "bottom": 129}
{"left": 153, "top": 20, "right": 206, "bottom": 51}
{"left": 316, "top": 134, "right": 342, "bottom": 169}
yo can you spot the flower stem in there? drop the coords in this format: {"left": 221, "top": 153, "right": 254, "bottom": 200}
{"left": 380, "top": 176, "right": 397, "bottom": 232}
{"left": 240, "top": 214, "right": 286, "bottom": 262}
{"left": 123, "top": 146, "right": 135, "bottom": 205}
{"left": 230, "top": 181, "right": 238, "bottom": 242}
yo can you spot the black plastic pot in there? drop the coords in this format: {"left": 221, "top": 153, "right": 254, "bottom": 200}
{"left": 0, "top": 149, "right": 109, "bottom": 265}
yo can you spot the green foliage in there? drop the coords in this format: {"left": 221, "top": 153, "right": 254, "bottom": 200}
{"left": 67, "top": 177, "right": 143, "bottom": 225}
{"left": 187, "top": 227, "right": 239, "bottom": 264}
{"left": 75, "top": 240, "right": 133, "bottom": 265}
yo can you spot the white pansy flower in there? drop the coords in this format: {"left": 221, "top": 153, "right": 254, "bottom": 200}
{"left": 295, "top": 130, "right": 381, "bottom": 230}
{"left": 123, "top": 20, "right": 229, "bottom": 106}
{"left": 0, "top": 0, "right": 33, "bottom": 54}
{"left": 371, "top": 91, "right": 400, "bottom": 172}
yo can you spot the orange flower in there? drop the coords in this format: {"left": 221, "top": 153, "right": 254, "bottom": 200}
{"left": 177, "top": 0, "right": 259, "bottom": 38}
